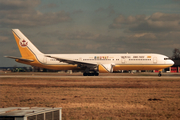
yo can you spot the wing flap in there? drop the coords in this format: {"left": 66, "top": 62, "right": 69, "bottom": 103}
{"left": 5, "top": 56, "right": 34, "bottom": 62}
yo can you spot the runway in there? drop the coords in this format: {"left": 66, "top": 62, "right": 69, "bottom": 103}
{"left": 0, "top": 73, "right": 180, "bottom": 79}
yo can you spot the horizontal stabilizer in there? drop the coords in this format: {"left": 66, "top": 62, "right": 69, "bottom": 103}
{"left": 4, "top": 56, "right": 34, "bottom": 62}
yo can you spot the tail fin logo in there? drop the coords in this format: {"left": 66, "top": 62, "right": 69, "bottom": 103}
{"left": 19, "top": 39, "right": 28, "bottom": 47}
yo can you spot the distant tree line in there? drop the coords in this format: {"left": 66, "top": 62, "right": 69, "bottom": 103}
{"left": 171, "top": 48, "right": 180, "bottom": 60}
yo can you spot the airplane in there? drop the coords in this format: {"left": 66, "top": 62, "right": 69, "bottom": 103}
{"left": 5, "top": 29, "right": 174, "bottom": 76}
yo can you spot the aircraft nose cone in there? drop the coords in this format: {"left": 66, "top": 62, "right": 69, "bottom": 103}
{"left": 170, "top": 60, "right": 174, "bottom": 65}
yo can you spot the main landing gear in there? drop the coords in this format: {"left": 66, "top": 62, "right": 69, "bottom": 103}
{"left": 83, "top": 71, "right": 99, "bottom": 76}
{"left": 83, "top": 67, "right": 99, "bottom": 76}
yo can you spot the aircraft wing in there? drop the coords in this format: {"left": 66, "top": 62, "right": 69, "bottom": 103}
{"left": 4, "top": 56, "right": 34, "bottom": 62}
{"left": 46, "top": 55, "right": 97, "bottom": 67}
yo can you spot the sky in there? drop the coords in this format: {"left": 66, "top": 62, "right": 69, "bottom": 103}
{"left": 1, "top": 0, "right": 180, "bottom": 67}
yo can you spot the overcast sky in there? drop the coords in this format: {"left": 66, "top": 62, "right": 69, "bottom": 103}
{"left": 1, "top": 0, "right": 180, "bottom": 67}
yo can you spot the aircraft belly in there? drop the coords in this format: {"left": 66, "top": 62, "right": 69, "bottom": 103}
{"left": 114, "top": 64, "right": 172, "bottom": 71}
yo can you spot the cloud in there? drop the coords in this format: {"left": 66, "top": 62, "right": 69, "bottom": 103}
{"left": 72, "top": 10, "right": 83, "bottom": 14}
{"left": 0, "top": 30, "right": 12, "bottom": 42}
{"left": 59, "top": 31, "right": 95, "bottom": 40}
{"left": 36, "top": 30, "right": 119, "bottom": 53}
{"left": 109, "top": 12, "right": 180, "bottom": 54}
{"left": 39, "top": 30, "right": 115, "bottom": 42}
{"left": 36, "top": 24, "right": 180, "bottom": 55}
{"left": 0, "top": 0, "right": 71, "bottom": 27}
{"left": 0, "top": 0, "right": 40, "bottom": 10}
{"left": 40, "top": 3, "right": 58, "bottom": 9}
{"left": 95, "top": 5, "right": 115, "bottom": 17}
{"left": 110, "top": 12, "right": 180, "bottom": 33}
{"left": 0, "top": 36, "right": 9, "bottom": 42}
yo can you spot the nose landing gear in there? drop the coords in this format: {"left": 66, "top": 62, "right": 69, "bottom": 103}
{"left": 158, "top": 71, "right": 162, "bottom": 77}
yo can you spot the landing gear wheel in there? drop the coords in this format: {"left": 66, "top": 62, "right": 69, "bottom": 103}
{"left": 158, "top": 73, "right": 161, "bottom": 77}
{"left": 83, "top": 71, "right": 99, "bottom": 76}
{"left": 83, "top": 73, "right": 88, "bottom": 76}
{"left": 158, "top": 72, "right": 162, "bottom": 77}
{"left": 88, "top": 73, "right": 93, "bottom": 76}
{"left": 94, "top": 72, "right": 99, "bottom": 76}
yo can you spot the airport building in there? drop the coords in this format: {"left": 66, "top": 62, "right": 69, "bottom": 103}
{"left": 170, "top": 60, "right": 180, "bottom": 73}
{"left": 0, "top": 107, "right": 62, "bottom": 120}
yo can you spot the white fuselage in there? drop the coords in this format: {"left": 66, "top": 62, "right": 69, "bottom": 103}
{"left": 39, "top": 53, "right": 172, "bottom": 65}
{"left": 32, "top": 53, "right": 174, "bottom": 72}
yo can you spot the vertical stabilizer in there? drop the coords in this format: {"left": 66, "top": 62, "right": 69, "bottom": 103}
{"left": 12, "top": 29, "right": 43, "bottom": 58}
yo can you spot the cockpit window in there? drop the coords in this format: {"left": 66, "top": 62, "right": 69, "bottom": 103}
{"left": 164, "top": 58, "right": 171, "bottom": 60}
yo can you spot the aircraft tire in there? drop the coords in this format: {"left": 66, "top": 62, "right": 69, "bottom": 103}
{"left": 88, "top": 73, "right": 94, "bottom": 76}
{"left": 94, "top": 72, "right": 99, "bottom": 76}
{"left": 83, "top": 72, "right": 99, "bottom": 76}
{"left": 83, "top": 73, "right": 88, "bottom": 76}
{"left": 158, "top": 73, "right": 162, "bottom": 77}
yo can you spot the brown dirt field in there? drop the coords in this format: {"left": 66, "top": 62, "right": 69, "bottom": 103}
{"left": 0, "top": 74, "right": 180, "bottom": 120}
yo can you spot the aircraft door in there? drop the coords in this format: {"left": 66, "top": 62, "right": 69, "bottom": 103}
{"left": 153, "top": 57, "right": 157, "bottom": 64}
{"left": 79, "top": 57, "right": 82, "bottom": 61}
{"left": 121, "top": 57, "right": 125, "bottom": 64}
